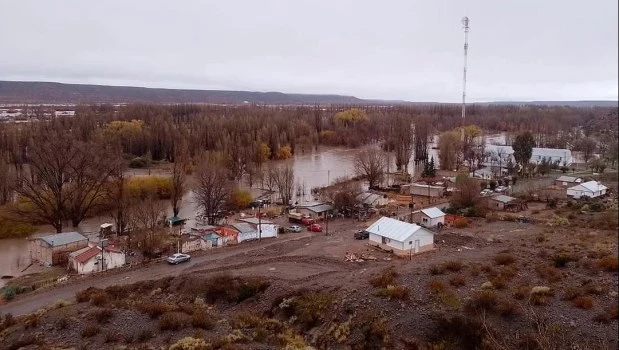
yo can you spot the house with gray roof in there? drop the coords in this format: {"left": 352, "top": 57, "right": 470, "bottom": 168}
{"left": 365, "top": 217, "right": 434, "bottom": 257}
{"left": 30, "top": 232, "right": 89, "bottom": 266}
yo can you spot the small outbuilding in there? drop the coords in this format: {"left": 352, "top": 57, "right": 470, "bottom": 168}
{"left": 31, "top": 232, "right": 89, "bottom": 266}
{"left": 487, "top": 194, "right": 516, "bottom": 210}
{"left": 412, "top": 207, "right": 446, "bottom": 228}
{"left": 230, "top": 222, "right": 278, "bottom": 242}
{"left": 554, "top": 176, "right": 582, "bottom": 187}
{"left": 409, "top": 183, "right": 444, "bottom": 198}
{"left": 68, "top": 244, "right": 125, "bottom": 274}
{"left": 366, "top": 217, "right": 434, "bottom": 257}
{"left": 295, "top": 202, "right": 334, "bottom": 218}
{"left": 567, "top": 181, "right": 608, "bottom": 199}
{"left": 356, "top": 192, "right": 389, "bottom": 208}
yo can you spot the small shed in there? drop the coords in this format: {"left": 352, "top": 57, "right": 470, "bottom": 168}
{"left": 356, "top": 192, "right": 389, "bottom": 208}
{"left": 567, "top": 181, "right": 608, "bottom": 199}
{"left": 412, "top": 207, "right": 446, "bottom": 228}
{"left": 295, "top": 202, "right": 334, "bottom": 218}
{"left": 486, "top": 194, "right": 516, "bottom": 210}
{"left": 366, "top": 217, "right": 434, "bottom": 257}
{"left": 409, "top": 183, "right": 444, "bottom": 198}
{"left": 166, "top": 216, "right": 187, "bottom": 227}
{"left": 554, "top": 176, "right": 582, "bottom": 187}
{"left": 31, "top": 232, "right": 89, "bottom": 266}
{"left": 68, "top": 244, "right": 125, "bottom": 275}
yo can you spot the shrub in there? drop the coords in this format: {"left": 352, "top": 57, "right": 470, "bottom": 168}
{"left": 2, "top": 287, "right": 16, "bottom": 301}
{"left": 496, "top": 298, "right": 519, "bottom": 318}
{"left": 91, "top": 308, "right": 114, "bottom": 324}
{"left": 449, "top": 274, "right": 466, "bottom": 287}
{"left": 192, "top": 309, "right": 216, "bottom": 330}
{"left": 359, "top": 314, "right": 392, "bottom": 350}
{"left": 427, "top": 279, "right": 447, "bottom": 295}
{"left": 56, "top": 316, "right": 69, "bottom": 330}
{"left": 599, "top": 256, "right": 618, "bottom": 272}
{"left": 81, "top": 324, "right": 101, "bottom": 338}
{"left": 493, "top": 253, "right": 516, "bottom": 266}
{"left": 429, "top": 264, "right": 446, "bottom": 275}
{"left": 453, "top": 218, "right": 469, "bottom": 228}
{"left": 138, "top": 301, "right": 175, "bottom": 319}
{"left": 201, "top": 274, "right": 270, "bottom": 304}
{"left": 439, "top": 293, "right": 462, "bottom": 310}
{"left": 22, "top": 312, "right": 40, "bottom": 329}
{"left": 137, "top": 329, "right": 154, "bottom": 342}
{"left": 443, "top": 260, "right": 465, "bottom": 272}
{"left": 572, "top": 296, "right": 594, "bottom": 309}
{"left": 159, "top": 312, "right": 191, "bottom": 331}
{"left": 562, "top": 286, "right": 585, "bottom": 301}
{"left": 169, "top": 337, "right": 210, "bottom": 350}
{"left": 373, "top": 285, "right": 409, "bottom": 300}
{"left": 429, "top": 313, "right": 485, "bottom": 349}
{"left": 489, "top": 275, "right": 508, "bottom": 290}
{"left": 535, "top": 265, "right": 562, "bottom": 283}
{"left": 277, "top": 290, "right": 333, "bottom": 329}
{"left": 369, "top": 268, "right": 398, "bottom": 288}
{"left": 529, "top": 286, "right": 553, "bottom": 305}
{"left": 552, "top": 253, "right": 576, "bottom": 268}
{"left": 513, "top": 284, "right": 529, "bottom": 300}
{"left": 465, "top": 290, "right": 497, "bottom": 313}
{"left": 129, "top": 157, "right": 147, "bottom": 168}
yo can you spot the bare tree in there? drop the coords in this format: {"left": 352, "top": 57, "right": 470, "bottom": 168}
{"left": 573, "top": 137, "right": 597, "bottom": 164}
{"left": 272, "top": 166, "right": 294, "bottom": 206}
{"left": 0, "top": 152, "right": 15, "bottom": 205}
{"left": 171, "top": 141, "right": 189, "bottom": 216}
{"left": 320, "top": 178, "right": 362, "bottom": 210}
{"left": 438, "top": 130, "right": 461, "bottom": 170}
{"left": 392, "top": 115, "right": 415, "bottom": 172}
{"left": 451, "top": 174, "right": 481, "bottom": 209}
{"left": 14, "top": 128, "right": 80, "bottom": 232}
{"left": 126, "top": 194, "right": 167, "bottom": 261}
{"left": 193, "top": 156, "right": 231, "bottom": 225}
{"left": 354, "top": 149, "right": 387, "bottom": 189}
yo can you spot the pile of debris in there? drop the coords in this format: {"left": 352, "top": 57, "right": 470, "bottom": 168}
{"left": 345, "top": 252, "right": 378, "bottom": 262}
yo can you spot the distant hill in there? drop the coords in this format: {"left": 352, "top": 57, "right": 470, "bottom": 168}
{"left": 486, "top": 100, "right": 618, "bottom": 108}
{"left": 0, "top": 81, "right": 365, "bottom": 105}
{"left": 0, "top": 80, "right": 616, "bottom": 107}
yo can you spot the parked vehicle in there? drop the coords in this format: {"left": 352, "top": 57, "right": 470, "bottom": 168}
{"left": 495, "top": 186, "right": 507, "bottom": 193}
{"left": 166, "top": 253, "right": 191, "bottom": 264}
{"left": 354, "top": 230, "right": 369, "bottom": 240}
{"left": 307, "top": 223, "right": 323, "bottom": 232}
{"left": 288, "top": 211, "right": 303, "bottom": 223}
{"left": 301, "top": 216, "right": 314, "bottom": 225}
{"left": 288, "top": 225, "right": 302, "bottom": 233}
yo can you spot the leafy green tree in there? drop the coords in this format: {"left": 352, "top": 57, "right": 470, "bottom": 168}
{"left": 512, "top": 132, "right": 536, "bottom": 175}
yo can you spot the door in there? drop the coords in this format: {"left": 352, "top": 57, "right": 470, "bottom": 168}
{"left": 414, "top": 240, "right": 420, "bottom": 254}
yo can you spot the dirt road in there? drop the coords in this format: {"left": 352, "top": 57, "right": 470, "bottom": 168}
{"left": 0, "top": 231, "right": 321, "bottom": 317}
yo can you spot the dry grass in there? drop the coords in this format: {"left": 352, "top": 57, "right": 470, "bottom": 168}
{"left": 453, "top": 218, "right": 469, "bottom": 228}
{"left": 369, "top": 268, "right": 398, "bottom": 288}
{"left": 465, "top": 290, "right": 498, "bottom": 313}
{"left": 159, "top": 312, "right": 191, "bottom": 331}
{"left": 552, "top": 253, "right": 577, "bottom": 268}
{"left": 443, "top": 260, "right": 465, "bottom": 272}
{"left": 598, "top": 256, "right": 618, "bottom": 272}
{"left": 91, "top": 308, "right": 114, "bottom": 324}
{"left": 489, "top": 275, "right": 508, "bottom": 290}
{"left": 449, "top": 274, "right": 466, "bottom": 287}
{"left": 191, "top": 309, "right": 216, "bottom": 330}
{"left": 373, "top": 285, "right": 410, "bottom": 300}
{"left": 80, "top": 324, "right": 101, "bottom": 338}
{"left": 493, "top": 253, "right": 516, "bottom": 266}
{"left": 429, "top": 264, "right": 446, "bottom": 275}
{"left": 427, "top": 279, "right": 447, "bottom": 295}
{"left": 572, "top": 296, "right": 595, "bottom": 309}
{"left": 137, "top": 301, "right": 176, "bottom": 319}
{"left": 535, "top": 265, "right": 562, "bottom": 283}
{"left": 513, "top": 284, "right": 530, "bottom": 300}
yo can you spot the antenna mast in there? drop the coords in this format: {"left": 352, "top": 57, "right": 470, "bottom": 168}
{"left": 461, "top": 16, "right": 470, "bottom": 128}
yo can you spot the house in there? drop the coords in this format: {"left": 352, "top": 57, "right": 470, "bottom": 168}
{"left": 30, "top": 232, "right": 89, "bottom": 266}
{"left": 181, "top": 235, "right": 205, "bottom": 253}
{"left": 567, "top": 181, "right": 608, "bottom": 199}
{"left": 356, "top": 192, "right": 389, "bottom": 208}
{"left": 188, "top": 228, "right": 225, "bottom": 248}
{"left": 68, "top": 244, "right": 125, "bottom": 274}
{"left": 215, "top": 226, "right": 239, "bottom": 245}
{"left": 554, "top": 176, "right": 582, "bottom": 188}
{"left": 238, "top": 217, "right": 274, "bottom": 226}
{"left": 486, "top": 194, "right": 526, "bottom": 211}
{"left": 412, "top": 207, "right": 446, "bottom": 228}
{"left": 409, "top": 183, "right": 444, "bottom": 198}
{"left": 295, "top": 202, "right": 334, "bottom": 218}
{"left": 365, "top": 217, "right": 434, "bottom": 257}
{"left": 485, "top": 145, "right": 573, "bottom": 166}
{"left": 230, "top": 221, "right": 278, "bottom": 242}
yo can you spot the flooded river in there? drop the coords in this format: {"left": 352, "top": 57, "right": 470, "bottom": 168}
{"left": 0, "top": 142, "right": 445, "bottom": 283}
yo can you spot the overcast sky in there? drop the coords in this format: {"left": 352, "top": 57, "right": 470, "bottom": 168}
{"left": 1, "top": 0, "right": 617, "bottom": 102}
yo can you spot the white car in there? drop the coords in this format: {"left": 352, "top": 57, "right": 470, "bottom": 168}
{"left": 495, "top": 186, "right": 507, "bottom": 193}
{"left": 166, "top": 253, "right": 191, "bottom": 264}
{"left": 288, "top": 225, "right": 302, "bottom": 233}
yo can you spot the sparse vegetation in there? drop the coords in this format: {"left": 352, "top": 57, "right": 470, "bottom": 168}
{"left": 80, "top": 324, "right": 101, "bottom": 338}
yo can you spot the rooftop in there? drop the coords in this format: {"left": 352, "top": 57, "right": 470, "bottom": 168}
{"left": 420, "top": 207, "right": 446, "bottom": 219}
{"left": 238, "top": 217, "right": 274, "bottom": 225}
{"left": 230, "top": 222, "right": 255, "bottom": 233}
{"left": 556, "top": 175, "right": 581, "bottom": 182}
{"left": 70, "top": 246, "right": 101, "bottom": 264}
{"left": 570, "top": 181, "right": 608, "bottom": 192}
{"left": 491, "top": 194, "right": 516, "bottom": 204}
{"left": 365, "top": 217, "right": 431, "bottom": 242}
{"left": 38, "top": 231, "right": 88, "bottom": 247}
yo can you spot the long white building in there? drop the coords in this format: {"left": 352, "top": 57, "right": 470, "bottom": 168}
{"left": 485, "top": 145, "right": 572, "bottom": 166}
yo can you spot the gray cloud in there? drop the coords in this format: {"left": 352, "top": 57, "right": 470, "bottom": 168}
{"left": 0, "top": 0, "right": 616, "bottom": 102}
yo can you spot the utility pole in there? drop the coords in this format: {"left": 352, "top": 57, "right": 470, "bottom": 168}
{"left": 258, "top": 202, "right": 262, "bottom": 241}
{"left": 100, "top": 238, "right": 107, "bottom": 272}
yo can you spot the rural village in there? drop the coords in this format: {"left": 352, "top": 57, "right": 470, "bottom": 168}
{"left": 0, "top": 102, "right": 617, "bottom": 350}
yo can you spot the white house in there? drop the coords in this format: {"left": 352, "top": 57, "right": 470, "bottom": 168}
{"left": 230, "top": 222, "right": 278, "bottom": 243}
{"left": 567, "top": 181, "right": 608, "bottom": 199}
{"left": 69, "top": 244, "right": 126, "bottom": 275}
{"left": 366, "top": 217, "right": 434, "bottom": 257}
{"left": 412, "top": 207, "right": 446, "bottom": 228}
{"left": 554, "top": 176, "right": 582, "bottom": 187}
{"left": 485, "top": 145, "right": 573, "bottom": 166}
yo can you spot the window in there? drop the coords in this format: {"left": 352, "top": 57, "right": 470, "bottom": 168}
{"left": 422, "top": 218, "right": 428, "bottom": 223}
{"left": 409, "top": 241, "right": 412, "bottom": 245}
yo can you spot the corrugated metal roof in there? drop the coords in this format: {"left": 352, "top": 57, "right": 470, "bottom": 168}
{"left": 230, "top": 222, "right": 255, "bottom": 233}
{"left": 421, "top": 207, "right": 446, "bottom": 219}
{"left": 491, "top": 195, "right": 516, "bottom": 204}
{"left": 365, "top": 217, "right": 430, "bottom": 242}
{"left": 307, "top": 204, "right": 333, "bottom": 213}
{"left": 556, "top": 175, "right": 580, "bottom": 182}
{"left": 72, "top": 246, "right": 101, "bottom": 264}
{"left": 39, "top": 232, "right": 88, "bottom": 247}
{"left": 238, "top": 217, "right": 274, "bottom": 225}
{"left": 570, "top": 181, "right": 607, "bottom": 192}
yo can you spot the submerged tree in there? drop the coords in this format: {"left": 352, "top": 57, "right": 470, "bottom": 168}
{"left": 354, "top": 149, "right": 387, "bottom": 189}
{"left": 170, "top": 141, "right": 190, "bottom": 217}
{"left": 193, "top": 154, "right": 231, "bottom": 225}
